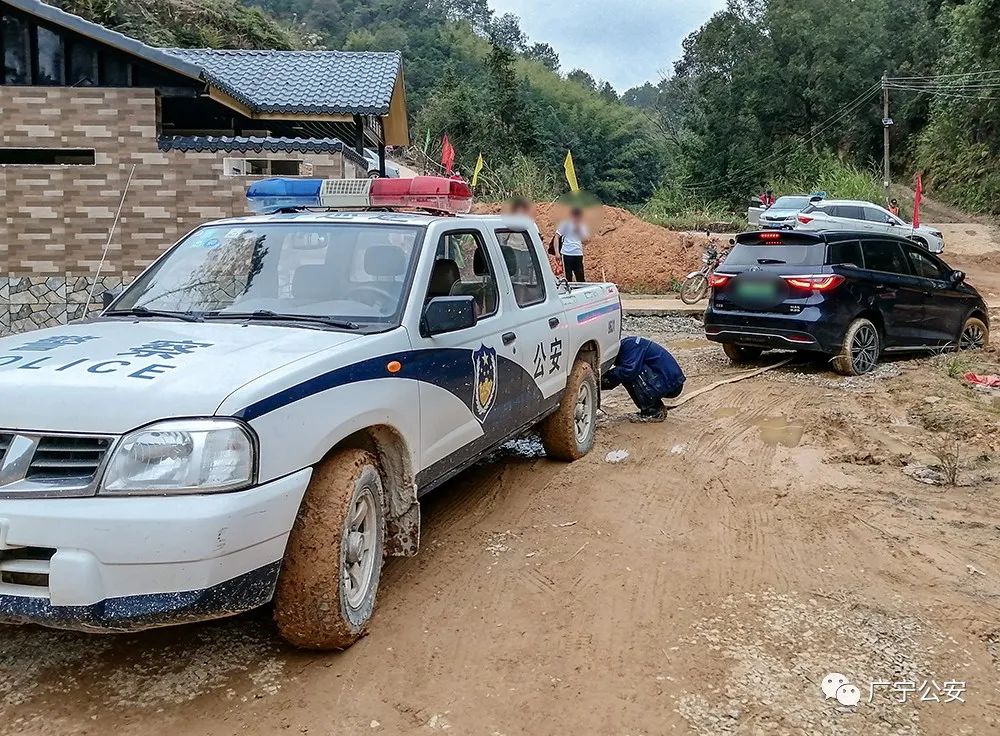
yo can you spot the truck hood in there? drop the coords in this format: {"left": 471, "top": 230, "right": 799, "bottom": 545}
{"left": 0, "top": 320, "right": 363, "bottom": 434}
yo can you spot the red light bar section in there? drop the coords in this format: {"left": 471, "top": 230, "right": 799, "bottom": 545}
{"left": 758, "top": 231, "right": 783, "bottom": 242}
{"left": 370, "top": 176, "right": 473, "bottom": 214}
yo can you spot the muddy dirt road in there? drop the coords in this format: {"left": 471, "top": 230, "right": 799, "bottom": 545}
{"left": 4, "top": 235, "right": 1000, "bottom": 736}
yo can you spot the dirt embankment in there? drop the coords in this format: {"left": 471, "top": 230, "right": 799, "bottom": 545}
{"left": 476, "top": 202, "right": 709, "bottom": 293}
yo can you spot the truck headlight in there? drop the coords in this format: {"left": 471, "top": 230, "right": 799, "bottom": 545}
{"left": 102, "top": 419, "right": 256, "bottom": 494}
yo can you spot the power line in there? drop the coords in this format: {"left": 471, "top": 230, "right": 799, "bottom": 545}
{"left": 887, "top": 69, "right": 1000, "bottom": 81}
{"left": 887, "top": 84, "right": 1000, "bottom": 101}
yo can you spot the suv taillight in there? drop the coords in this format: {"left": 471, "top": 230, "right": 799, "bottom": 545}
{"left": 783, "top": 275, "right": 844, "bottom": 292}
{"left": 708, "top": 274, "right": 731, "bottom": 288}
{"left": 797, "top": 214, "right": 813, "bottom": 224}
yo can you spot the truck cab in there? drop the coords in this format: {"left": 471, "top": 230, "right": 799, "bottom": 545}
{"left": 0, "top": 176, "right": 620, "bottom": 647}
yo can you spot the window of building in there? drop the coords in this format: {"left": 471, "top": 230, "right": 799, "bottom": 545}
{"left": 68, "top": 41, "right": 98, "bottom": 86}
{"left": 99, "top": 52, "right": 130, "bottom": 86}
{"left": 496, "top": 230, "right": 546, "bottom": 307}
{"left": 0, "top": 148, "right": 96, "bottom": 165}
{"left": 1, "top": 13, "right": 30, "bottom": 84}
{"left": 35, "top": 25, "right": 65, "bottom": 85}
{"left": 223, "top": 158, "right": 307, "bottom": 177}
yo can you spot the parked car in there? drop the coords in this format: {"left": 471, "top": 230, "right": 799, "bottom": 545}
{"left": 0, "top": 176, "right": 621, "bottom": 649}
{"left": 704, "top": 230, "right": 989, "bottom": 375}
{"left": 362, "top": 148, "right": 401, "bottom": 178}
{"left": 795, "top": 199, "right": 944, "bottom": 253}
{"left": 748, "top": 192, "right": 823, "bottom": 227}
{"left": 756, "top": 195, "right": 817, "bottom": 230}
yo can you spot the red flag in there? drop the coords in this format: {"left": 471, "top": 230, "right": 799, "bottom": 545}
{"left": 440, "top": 135, "right": 455, "bottom": 175}
{"left": 913, "top": 173, "right": 923, "bottom": 228}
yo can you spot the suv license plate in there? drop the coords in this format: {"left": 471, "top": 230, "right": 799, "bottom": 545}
{"left": 736, "top": 281, "right": 777, "bottom": 299}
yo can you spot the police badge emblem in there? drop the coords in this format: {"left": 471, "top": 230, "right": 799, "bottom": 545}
{"left": 472, "top": 344, "right": 498, "bottom": 423}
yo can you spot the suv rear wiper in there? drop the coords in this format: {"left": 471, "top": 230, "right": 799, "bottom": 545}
{"left": 756, "top": 258, "right": 786, "bottom": 265}
{"left": 105, "top": 306, "right": 203, "bottom": 322}
{"left": 205, "top": 310, "right": 360, "bottom": 330}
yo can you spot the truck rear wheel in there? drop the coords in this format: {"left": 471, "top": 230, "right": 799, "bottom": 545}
{"left": 540, "top": 360, "right": 598, "bottom": 461}
{"left": 274, "top": 448, "right": 386, "bottom": 650}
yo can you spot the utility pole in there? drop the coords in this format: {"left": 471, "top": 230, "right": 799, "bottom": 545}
{"left": 882, "top": 71, "right": 892, "bottom": 204}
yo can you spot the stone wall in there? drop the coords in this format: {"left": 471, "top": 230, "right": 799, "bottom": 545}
{"left": 0, "top": 86, "right": 354, "bottom": 335}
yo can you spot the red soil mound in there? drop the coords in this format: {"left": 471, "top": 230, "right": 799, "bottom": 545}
{"left": 475, "top": 202, "right": 710, "bottom": 293}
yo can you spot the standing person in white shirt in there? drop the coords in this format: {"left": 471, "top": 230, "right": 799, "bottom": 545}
{"left": 554, "top": 207, "right": 589, "bottom": 282}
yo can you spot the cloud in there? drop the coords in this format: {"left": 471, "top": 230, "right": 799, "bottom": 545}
{"left": 489, "top": 0, "right": 726, "bottom": 91}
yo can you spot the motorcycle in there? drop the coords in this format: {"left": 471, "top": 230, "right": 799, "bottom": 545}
{"left": 680, "top": 243, "right": 723, "bottom": 305}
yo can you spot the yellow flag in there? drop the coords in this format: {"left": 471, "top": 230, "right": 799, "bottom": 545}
{"left": 471, "top": 152, "right": 485, "bottom": 187}
{"left": 564, "top": 150, "right": 580, "bottom": 193}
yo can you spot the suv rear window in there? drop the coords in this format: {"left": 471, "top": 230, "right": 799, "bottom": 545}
{"left": 724, "top": 244, "right": 826, "bottom": 267}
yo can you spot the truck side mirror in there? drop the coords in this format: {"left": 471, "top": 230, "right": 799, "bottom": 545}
{"left": 421, "top": 296, "right": 478, "bottom": 337}
{"left": 101, "top": 289, "right": 121, "bottom": 309}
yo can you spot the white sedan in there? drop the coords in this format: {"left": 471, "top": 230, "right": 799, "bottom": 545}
{"left": 794, "top": 199, "right": 944, "bottom": 253}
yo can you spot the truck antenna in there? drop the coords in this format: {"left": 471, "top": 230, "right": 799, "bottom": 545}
{"left": 85, "top": 163, "right": 136, "bottom": 314}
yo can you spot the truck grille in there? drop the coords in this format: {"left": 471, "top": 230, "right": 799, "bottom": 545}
{"left": 0, "top": 431, "right": 115, "bottom": 496}
{"left": 26, "top": 436, "right": 113, "bottom": 482}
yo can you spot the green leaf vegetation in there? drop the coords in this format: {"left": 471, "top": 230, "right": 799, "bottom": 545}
{"left": 55, "top": 0, "right": 1000, "bottom": 217}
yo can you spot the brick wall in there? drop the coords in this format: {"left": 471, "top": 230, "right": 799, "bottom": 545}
{"left": 0, "top": 86, "right": 351, "bottom": 334}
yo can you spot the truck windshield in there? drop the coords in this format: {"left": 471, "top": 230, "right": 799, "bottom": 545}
{"left": 113, "top": 223, "right": 423, "bottom": 327}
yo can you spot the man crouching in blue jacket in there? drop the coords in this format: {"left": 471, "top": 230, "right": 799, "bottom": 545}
{"left": 601, "top": 336, "right": 686, "bottom": 421}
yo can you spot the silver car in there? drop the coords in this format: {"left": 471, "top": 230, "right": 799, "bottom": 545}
{"left": 794, "top": 199, "right": 944, "bottom": 253}
{"left": 756, "top": 195, "right": 815, "bottom": 230}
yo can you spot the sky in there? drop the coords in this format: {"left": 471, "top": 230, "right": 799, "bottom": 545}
{"left": 488, "top": 0, "right": 726, "bottom": 92}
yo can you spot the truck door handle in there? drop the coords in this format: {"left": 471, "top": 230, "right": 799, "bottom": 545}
{"left": 549, "top": 317, "right": 560, "bottom": 329}
{"left": 502, "top": 331, "right": 517, "bottom": 345}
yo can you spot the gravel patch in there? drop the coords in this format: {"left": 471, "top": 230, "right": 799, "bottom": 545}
{"left": 673, "top": 590, "right": 949, "bottom": 735}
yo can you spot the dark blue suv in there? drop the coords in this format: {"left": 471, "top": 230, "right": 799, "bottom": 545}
{"left": 704, "top": 230, "right": 990, "bottom": 375}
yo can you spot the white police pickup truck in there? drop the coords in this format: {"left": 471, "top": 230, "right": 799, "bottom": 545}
{"left": 0, "top": 177, "right": 620, "bottom": 649}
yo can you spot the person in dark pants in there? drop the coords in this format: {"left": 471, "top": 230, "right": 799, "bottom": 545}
{"left": 601, "top": 336, "right": 686, "bottom": 421}
{"left": 554, "top": 207, "right": 589, "bottom": 282}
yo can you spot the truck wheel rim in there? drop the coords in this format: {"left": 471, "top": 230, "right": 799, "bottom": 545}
{"left": 961, "top": 323, "right": 985, "bottom": 350}
{"left": 344, "top": 485, "right": 378, "bottom": 610}
{"left": 851, "top": 325, "right": 878, "bottom": 374}
{"left": 574, "top": 381, "right": 593, "bottom": 444}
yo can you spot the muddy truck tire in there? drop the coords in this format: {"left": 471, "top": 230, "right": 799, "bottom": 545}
{"left": 274, "top": 449, "right": 386, "bottom": 650}
{"left": 540, "top": 360, "right": 598, "bottom": 461}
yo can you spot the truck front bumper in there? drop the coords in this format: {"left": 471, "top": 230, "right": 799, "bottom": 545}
{"left": 0, "top": 469, "right": 312, "bottom": 632}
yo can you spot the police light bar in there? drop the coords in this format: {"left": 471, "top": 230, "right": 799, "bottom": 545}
{"left": 246, "top": 176, "right": 473, "bottom": 215}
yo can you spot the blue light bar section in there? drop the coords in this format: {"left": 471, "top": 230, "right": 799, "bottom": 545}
{"left": 246, "top": 178, "right": 323, "bottom": 213}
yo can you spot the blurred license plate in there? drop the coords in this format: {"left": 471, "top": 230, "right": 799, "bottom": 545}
{"left": 736, "top": 281, "right": 776, "bottom": 299}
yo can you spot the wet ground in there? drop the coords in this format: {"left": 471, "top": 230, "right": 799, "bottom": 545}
{"left": 3, "top": 312, "right": 1000, "bottom": 735}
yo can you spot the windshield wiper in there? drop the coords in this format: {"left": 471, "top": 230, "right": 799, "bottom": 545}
{"left": 756, "top": 258, "right": 786, "bottom": 265}
{"left": 205, "top": 310, "right": 360, "bottom": 330}
{"left": 105, "top": 306, "right": 203, "bottom": 322}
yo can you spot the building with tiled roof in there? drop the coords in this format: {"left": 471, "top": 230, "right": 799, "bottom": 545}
{"left": 0, "top": 0, "right": 409, "bottom": 333}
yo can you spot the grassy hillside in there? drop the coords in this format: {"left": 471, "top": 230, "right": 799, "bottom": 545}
{"left": 53, "top": 0, "right": 301, "bottom": 50}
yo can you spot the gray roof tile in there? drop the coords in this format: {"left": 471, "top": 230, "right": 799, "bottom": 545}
{"left": 157, "top": 136, "right": 366, "bottom": 166}
{"left": 163, "top": 48, "right": 402, "bottom": 116}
